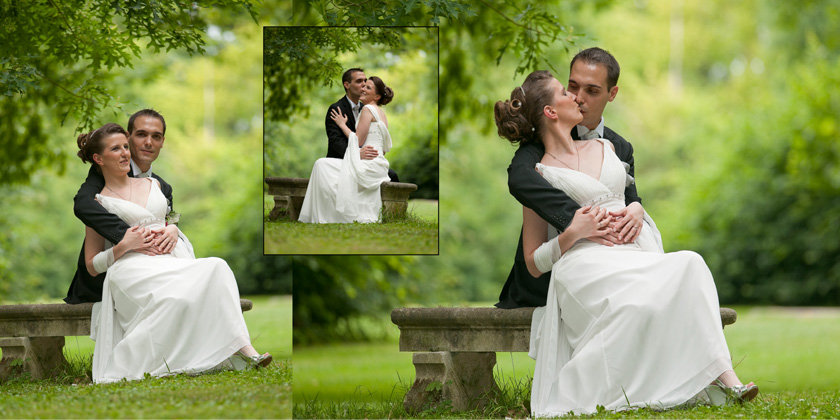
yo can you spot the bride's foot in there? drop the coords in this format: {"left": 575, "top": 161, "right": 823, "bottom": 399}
{"left": 254, "top": 352, "right": 273, "bottom": 368}
{"left": 715, "top": 379, "right": 759, "bottom": 403}
{"left": 230, "top": 351, "right": 273, "bottom": 370}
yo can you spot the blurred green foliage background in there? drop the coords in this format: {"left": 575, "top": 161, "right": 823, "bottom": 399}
{"left": 2, "top": 0, "right": 839, "bottom": 338}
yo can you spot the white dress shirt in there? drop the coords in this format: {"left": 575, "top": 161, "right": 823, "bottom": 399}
{"left": 576, "top": 117, "right": 605, "bottom": 139}
{"left": 346, "top": 96, "right": 361, "bottom": 121}
{"left": 130, "top": 160, "right": 153, "bottom": 178}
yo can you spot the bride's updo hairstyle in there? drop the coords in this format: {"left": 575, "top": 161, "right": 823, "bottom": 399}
{"left": 369, "top": 76, "right": 394, "bottom": 106}
{"left": 494, "top": 70, "right": 556, "bottom": 145}
{"left": 77, "top": 123, "right": 129, "bottom": 171}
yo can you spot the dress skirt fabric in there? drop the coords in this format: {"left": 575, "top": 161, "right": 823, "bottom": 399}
{"left": 529, "top": 140, "right": 733, "bottom": 416}
{"left": 91, "top": 179, "right": 251, "bottom": 383}
{"left": 298, "top": 104, "right": 392, "bottom": 223}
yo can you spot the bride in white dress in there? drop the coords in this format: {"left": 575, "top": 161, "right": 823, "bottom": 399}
{"left": 298, "top": 76, "right": 394, "bottom": 223}
{"left": 76, "top": 123, "right": 271, "bottom": 383}
{"left": 494, "top": 71, "right": 758, "bottom": 416}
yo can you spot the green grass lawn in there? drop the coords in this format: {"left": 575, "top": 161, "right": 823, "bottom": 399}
{"left": 293, "top": 305, "right": 840, "bottom": 418}
{"left": 264, "top": 197, "right": 438, "bottom": 255}
{"left": 1, "top": 295, "right": 292, "bottom": 418}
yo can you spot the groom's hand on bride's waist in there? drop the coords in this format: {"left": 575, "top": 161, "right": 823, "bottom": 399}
{"left": 361, "top": 145, "right": 378, "bottom": 160}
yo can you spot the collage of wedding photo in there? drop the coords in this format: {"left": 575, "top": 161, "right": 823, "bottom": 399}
{"left": 2, "top": 0, "right": 839, "bottom": 419}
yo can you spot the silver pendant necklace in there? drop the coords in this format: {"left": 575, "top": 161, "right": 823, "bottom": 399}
{"left": 105, "top": 182, "right": 132, "bottom": 202}
{"left": 545, "top": 149, "right": 580, "bottom": 171}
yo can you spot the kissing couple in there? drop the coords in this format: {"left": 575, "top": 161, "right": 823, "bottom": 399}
{"left": 494, "top": 48, "right": 759, "bottom": 415}
{"left": 298, "top": 68, "right": 400, "bottom": 224}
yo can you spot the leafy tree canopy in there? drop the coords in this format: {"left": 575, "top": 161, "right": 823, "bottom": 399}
{"left": 263, "top": 26, "right": 403, "bottom": 122}
{"left": 304, "top": 0, "right": 474, "bottom": 25}
{"left": 0, "top": 0, "right": 257, "bottom": 185}
{"left": 265, "top": 0, "right": 592, "bottom": 129}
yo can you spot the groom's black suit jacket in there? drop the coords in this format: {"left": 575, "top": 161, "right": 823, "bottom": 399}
{"left": 495, "top": 127, "right": 642, "bottom": 309}
{"left": 64, "top": 165, "right": 174, "bottom": 304}
{"left": 325, "top": 96, "right": 399, "bottom": 182}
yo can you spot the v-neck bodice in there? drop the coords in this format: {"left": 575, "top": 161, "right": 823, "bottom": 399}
{"left": 95, "top": 178, "right": 167, "bottom": 229}
{"left": 536, "top": 139, "right": 627, "bottom": 211}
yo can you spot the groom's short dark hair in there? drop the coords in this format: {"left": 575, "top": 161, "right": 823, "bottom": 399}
{"left": 341, "top": 68, "right": 365, "bottom": 91}
{"left": 571, "top": 47, "right": 620, "bottom": 90}
{"left": 127, "top": 109, "right": 167, "bottom": 135}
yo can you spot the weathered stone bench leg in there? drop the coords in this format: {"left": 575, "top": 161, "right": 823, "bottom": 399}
{"left": 269, "top": 196, "right": 289, "bottom": 221}
{"left": 268, "top": 195, "right": 305, "bottom": 221}
{"left": 0, "top": 336, "right": 67, "bottom": 380}
{"left": 290, "top": 196, "right": 304, "bottom": 220}
{"left": 382, "top": 200, "right": 408, "bottom": 220}
{"left": 404, "top": 351, "right": 500, "bottom": 413}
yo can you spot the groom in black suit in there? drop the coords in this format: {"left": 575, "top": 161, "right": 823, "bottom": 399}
{"left": 497, "top": 47, "right": 646, "bottom": 309}
{"left": 65, "top": 109, "right": 176, "bottom": 304}
{"left": 325, "top": 67, "right": 399, "bottom": 182}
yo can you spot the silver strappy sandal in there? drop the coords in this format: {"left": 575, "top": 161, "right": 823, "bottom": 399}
{"left": 714, "top": 379, "right": 759, "bottom": 403}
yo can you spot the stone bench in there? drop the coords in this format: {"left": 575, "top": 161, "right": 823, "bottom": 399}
{"left": 264, "top": 176, "right": 418, "bottom": 221}
{"left": 391, "top": 306, "right": 737, "bottom": 412}
{"left": 0, "top": 299, "right": 253, "bottom": 380}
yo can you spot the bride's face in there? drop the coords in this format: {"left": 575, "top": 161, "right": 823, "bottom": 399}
{"left": 359, "top": 80, "right": 379, "bottom": 105}
{"left": 94, "top": 133, "right": 131, "bottom": 175}
{"left": 549, "top": 78, "right": 583, "bottom": 125}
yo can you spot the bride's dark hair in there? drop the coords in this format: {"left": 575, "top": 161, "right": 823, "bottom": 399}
{"left": 369, "top": 76, "right": 394, "bottom": 106}
{"left": 494, "top": 70, "right": 556, "bottom": 145}
{"left": 77, "top": 123, "right": 129, "bottom": 171}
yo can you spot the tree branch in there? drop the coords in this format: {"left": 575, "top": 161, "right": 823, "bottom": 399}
{"left": 47, "top": 0, "right": 81, "bottom": 43}
{"left": 36, "top": 73, "right": 94, "bottom": 103}
{"left": 473, "top": 0, "right": 549, "bottom": 37}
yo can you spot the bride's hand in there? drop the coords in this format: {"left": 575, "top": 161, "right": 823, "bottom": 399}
{"left": 122, "top": 226, "right": 155, "bottom": 255}
{"left": 569, "top": 205, "right": 618, "bottom": 246}
{"left": 330, "top": 108, "right": 348, "bottom": 127}
{"left": 151, "top": 225, "right": 179, "bottom": 255}
{"left": 609, "top": 202, "right": 644, "bottom": 243}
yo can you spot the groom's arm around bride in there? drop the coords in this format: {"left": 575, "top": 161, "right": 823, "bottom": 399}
{"left": 65, "top": 109, "right": 175, "bottom": 304}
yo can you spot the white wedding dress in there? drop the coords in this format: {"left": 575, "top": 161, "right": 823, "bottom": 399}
{"left": 91, "top": 178, "right": 251, "bottom": 384}
{"left": 530, "top": 139, "right": 733, "bottom": 416}
{"left": 298, "top": 104, "right": 392, "bottom": 223}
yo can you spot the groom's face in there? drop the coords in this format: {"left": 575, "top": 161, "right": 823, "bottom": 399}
{"left": 344, "top": 71, "right": 367, "bottom": 101}
{"left": 128, "top": 115, "right": 165, "bottom": 170}
{"left": 568, "top": 61, "right": 618, "bottom": 130}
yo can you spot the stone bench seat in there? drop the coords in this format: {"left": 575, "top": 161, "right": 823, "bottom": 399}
{"left": 265, "top": 176, "right": 418, "bottom": 221}
{"left": 0, "top": 299, "right": 253, "bottom": 380}
{"left": 391, "top": 306, "right": 737, "bottom": 412}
